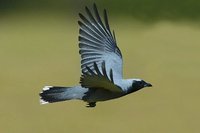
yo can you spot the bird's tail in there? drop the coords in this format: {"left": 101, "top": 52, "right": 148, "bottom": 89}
{"left": 39, "top": 86, "right": 86, "bottom": 104}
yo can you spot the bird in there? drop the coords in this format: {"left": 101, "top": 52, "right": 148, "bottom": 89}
{"left": 39, "top": 3, "right": 152, "bottom": 107}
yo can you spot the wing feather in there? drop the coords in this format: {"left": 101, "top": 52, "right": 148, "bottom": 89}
{"left": 79, "top": 4, "right": 123, "bottom": 92}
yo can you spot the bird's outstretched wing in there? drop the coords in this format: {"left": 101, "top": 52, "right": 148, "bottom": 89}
{"left": 80, "top": 62, "right": 123, "bottom": 92}
{"left": 78, "top": 3, "right": 123, "bottom": 80}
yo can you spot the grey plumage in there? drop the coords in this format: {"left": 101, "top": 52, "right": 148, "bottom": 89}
{"left": 39, "top": 3, "right": 152, "bottom": 107}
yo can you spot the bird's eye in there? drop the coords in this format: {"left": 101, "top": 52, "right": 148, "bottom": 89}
{"left": 138, "top": 81, "right": 145, "bottom": 86}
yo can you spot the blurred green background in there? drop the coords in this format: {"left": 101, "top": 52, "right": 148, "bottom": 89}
{"left": 0, "top": 0, "right": 200, "bottom": 133}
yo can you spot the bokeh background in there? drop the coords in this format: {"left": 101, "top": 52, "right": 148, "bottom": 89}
{"left": 0, "top": 0, "right": 200, "bottom": 133}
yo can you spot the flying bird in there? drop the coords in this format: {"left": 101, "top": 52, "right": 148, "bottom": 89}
{"left": 39, "top": 4, "right": 152, "bottom": 107}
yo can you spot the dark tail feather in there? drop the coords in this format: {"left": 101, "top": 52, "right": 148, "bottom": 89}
{"left": 39, "top": 86, "right": 71, "bottom": 104}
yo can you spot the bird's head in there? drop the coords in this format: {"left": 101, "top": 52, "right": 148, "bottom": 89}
{"left": 128, "top": 79, "right": 152, "bottom": 93}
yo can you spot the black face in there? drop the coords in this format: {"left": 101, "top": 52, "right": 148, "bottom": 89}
{"left": 130, "top": 80, "right": 152, "bottom": 93}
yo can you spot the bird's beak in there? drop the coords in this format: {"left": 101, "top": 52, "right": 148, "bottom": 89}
{"left": 145, "top": 83, "right": 152, "bottom": 87}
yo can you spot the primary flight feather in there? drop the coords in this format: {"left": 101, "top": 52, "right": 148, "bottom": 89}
{"left": 39, "top": 3, "right": 152, "bottom": 107}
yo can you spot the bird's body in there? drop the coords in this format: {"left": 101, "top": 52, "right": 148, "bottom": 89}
{"left": 39, "top": 4, "right": 152, "bottom": 107}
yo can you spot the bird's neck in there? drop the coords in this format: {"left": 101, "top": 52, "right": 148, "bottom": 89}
{"left": 115, "top": 79, "right": 142, "bottom": 94}
{"left": 115, "top": 79, "right": 133, "bottom": 92}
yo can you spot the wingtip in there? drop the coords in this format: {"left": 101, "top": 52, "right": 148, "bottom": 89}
{"left": 93, "top": 3, "right": 96, "bottom": 7}
{"left": 93, "top": 3, "right": 97, "bottom": 10}
{"left": 103, "top": 9, "right": 107, "bottom": 13}
{"left": 85, "top": 6, "right": 89, "bottom": 11}
{"left": 78, "top": 13, "right": 83, "bottom": 18}
{"left": 103, "top": 9, "right": 108, "bottom": 17}
{"left": 77, "top": 20, "right": 81, "bottom": 24}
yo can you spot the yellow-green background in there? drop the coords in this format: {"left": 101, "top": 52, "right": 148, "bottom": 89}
{"left": 0, "top": 1, "right": 200, "bottom": 133}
